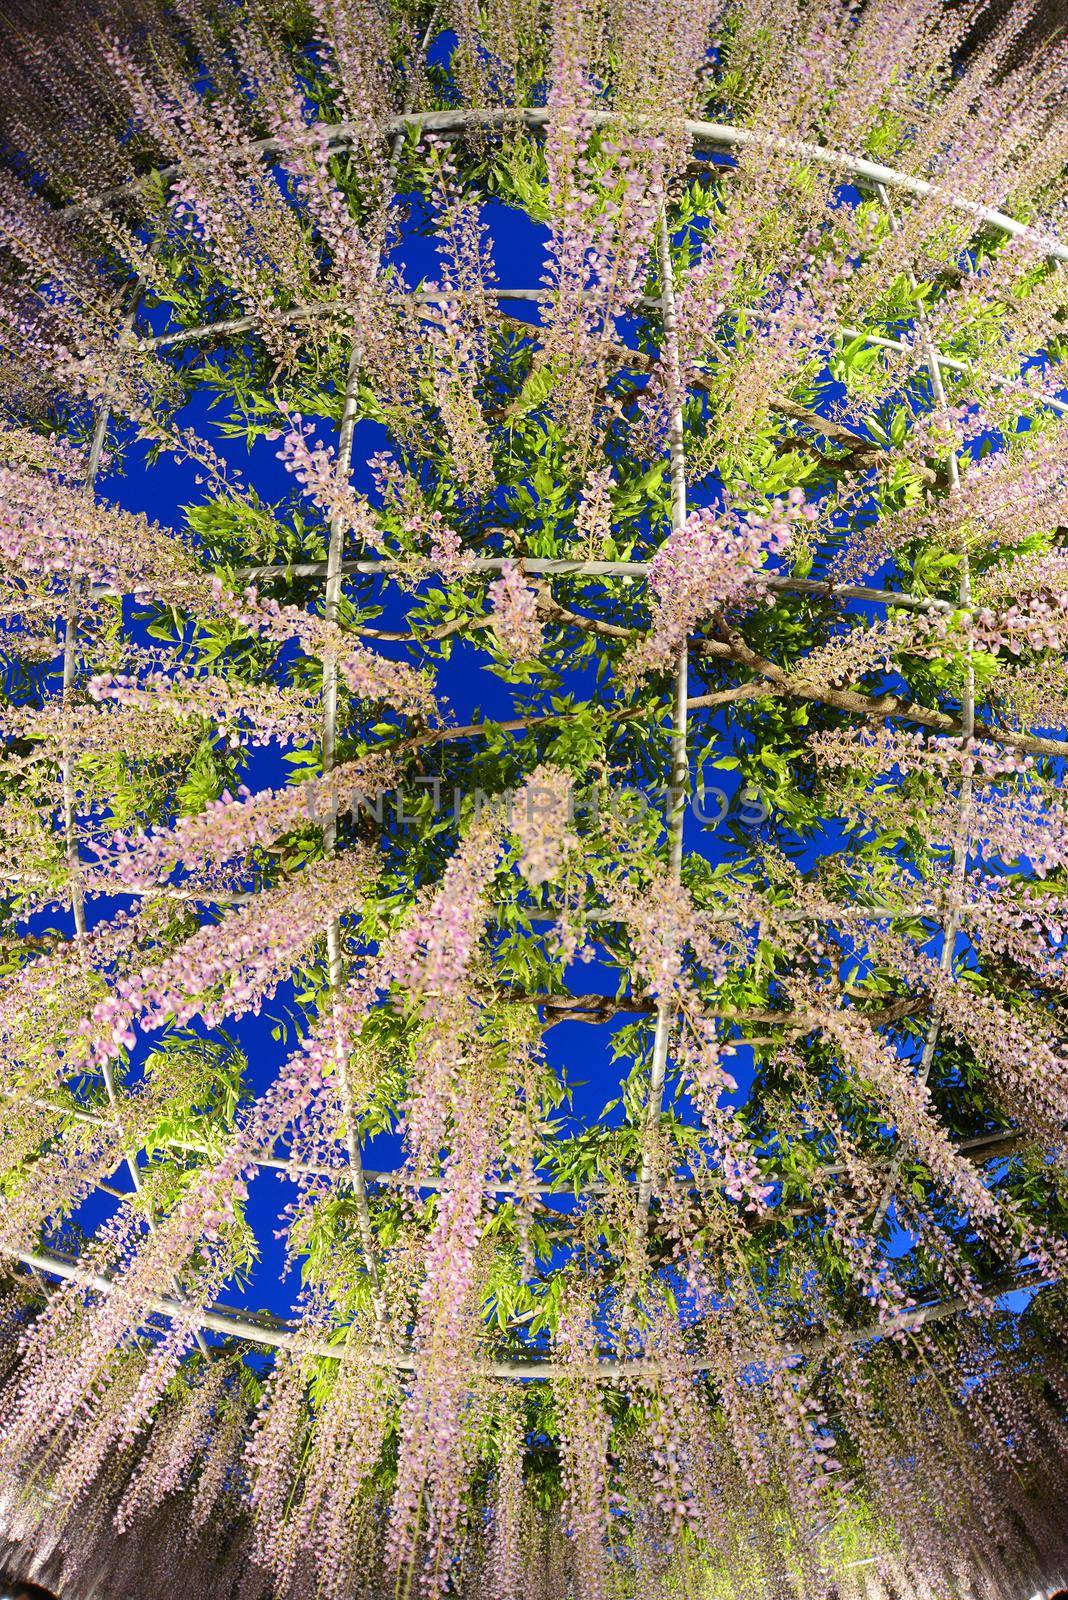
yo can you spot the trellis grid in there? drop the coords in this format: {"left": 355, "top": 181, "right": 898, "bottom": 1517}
{"left": 10, "top": 85, "right": 1065, "bottom": 1384}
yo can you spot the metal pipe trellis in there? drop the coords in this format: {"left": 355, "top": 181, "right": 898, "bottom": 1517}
{"left": 63, "top": 107, "right": 1068, "bottom": 270}
{"left": 8, "top": 1244, "right": 1052, "bottom": 1379}
{"left": 320, "top": 342, "right": 389, "bottom": 1335}
{"left": 15, "top": 88, "right": 1067, "bottom": 1392}
{"left": 0, "top": 1092, "right": 1023, "bottom": 1193}
{"left": 867, "top": 183, "right": 976, "bottom": 1239}
{"left": 635, "top": 204, "right": 689, "bottom": 1240}
{"left": 127, "top": 562, "right": 969, "bottom": 611}
{"left": 315, "top": 15, "right": 438, "bottom": 1337}
{"left": 58, "top": 256, "right": 213, "bottom": 1359}
{"left": 131, "top": 295, "right": 1068, "bottom": 419}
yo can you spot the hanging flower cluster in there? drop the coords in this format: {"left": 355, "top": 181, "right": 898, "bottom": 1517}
{"left": 488, "top": 560, "right": 544, "bottom": 661}
{"left": 0, "top": 2, "right": 1066, "bottom": 1599}
{"left": 628, "top": 488, "right": 817, "bottom": 674}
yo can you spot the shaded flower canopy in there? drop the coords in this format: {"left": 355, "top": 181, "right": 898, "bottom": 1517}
{"left": 0, "top": 0, "right": 1066, "bottom": 1596}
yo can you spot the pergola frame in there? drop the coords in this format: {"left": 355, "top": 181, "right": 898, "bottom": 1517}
{"left": 67, "top": 105, "right": 1068, "bottom": 269}
{"left": 12, "top": 78, "right": 1067, "bottom": 1382}
{"left": 10, "top": 1245, "right": 1052, "bottom": 1379}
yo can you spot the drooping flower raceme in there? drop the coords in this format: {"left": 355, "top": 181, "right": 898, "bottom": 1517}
{"left": 488, "top": 560, "right": 544, "bottom": 661}
{"left": 0, "top": 4, "right": 1067, "bottom": 1598}
{"left": 627, "top": 490, "right": 815, "bottom": 674}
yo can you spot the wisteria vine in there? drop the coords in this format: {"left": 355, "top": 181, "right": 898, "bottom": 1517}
{"left": 0, "top": 1, "right": 1066, "bottom": 1598}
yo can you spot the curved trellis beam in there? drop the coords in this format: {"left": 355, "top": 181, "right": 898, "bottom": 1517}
{"left": 62, "top": 108, "right": 1068, "bottom": 269}
{"left": 131, "top": 294, "right": 1068, "bottom": 419}
{"left": 6, "top": 1244, "right": 1053, "bottom": 1379}
{"left": 319, "top": 347, "right": 390, "bottom": 1336}
{"left": 56, "top": 255, "right": 212, "bottom": 1359}
{"left": 2, "top": 1087, "right": 1028, "bottom": 1197}
{"left": 868, "top": 183, "right": 975, "bottom": 1238}
{"left": 0, "top": 874, "right": 975, "bottom": 925}
{"left": 222, "top": 560, "right": 1012, "bottom": 640}
{"left": 635, "top": 205, "right": 689, "bottom": 1239}
{"left": 310, "top": 13, "right": 441, "bottom": 1343}
{"left": 5, "top": 862, "right": 1047, "bottom": 931}
{"left": 5, "top": 1096, "right": 1023, "bottom": 1193}
{"left": 128, "top": 292, "right": 1068, "bottom": 435}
